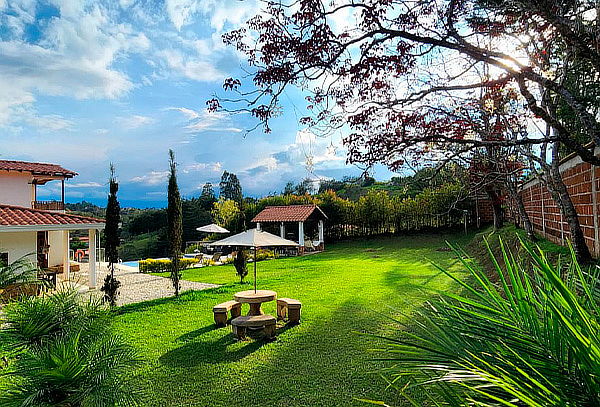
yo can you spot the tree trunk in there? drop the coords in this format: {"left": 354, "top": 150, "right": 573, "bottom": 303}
{"left": 547, "top": 164, "right": 592, "bottom": 263}
{"left": 505, "top": 178, "right": 536, "bottom": 241}
{"left": 485, "top": 188, "right": 504, "bottom": 230}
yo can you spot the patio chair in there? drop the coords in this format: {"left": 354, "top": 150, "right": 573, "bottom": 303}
{"left": 304, "top": 240, "right": 315, "bottom": 252}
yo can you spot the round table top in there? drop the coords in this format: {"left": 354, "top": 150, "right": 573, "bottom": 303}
{"left": 234, "top": 289, "right": 277, "bottom": 303}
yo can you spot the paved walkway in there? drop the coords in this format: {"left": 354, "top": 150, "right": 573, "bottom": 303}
{"left": 71, "top": 263, "right": 219, "bottom": 306}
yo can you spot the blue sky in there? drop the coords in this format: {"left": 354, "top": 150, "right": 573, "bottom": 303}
{"left": 0, "top": 0, "right": 400, "bottom": 208}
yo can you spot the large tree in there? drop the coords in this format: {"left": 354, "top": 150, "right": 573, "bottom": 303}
{"left": 199, "top": 182, "right": 217, "bottom": 210}
{"left": 211, "top": 0, "right": 598, "bottom": 261}
{"left": 101, "top": 164, "right": 121, "bottom": 307}
{"left": 219, "top": 171, "right": 243, "bottom": 204}
{"left": 167, "top": 150, "right": 183, "bottom": 296}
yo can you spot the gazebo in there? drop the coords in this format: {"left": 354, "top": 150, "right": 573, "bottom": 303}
{"left": 251, "top": 204, "right": 328, "bottom": 253}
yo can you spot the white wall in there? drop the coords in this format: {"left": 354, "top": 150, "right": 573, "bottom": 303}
{"left": 0, "top": 171, "right": 33, "bottom": 207}
{"left": 0, "top": 231, "right": 37, "bottom": 265}
{"left": 48, "top": 230, "right": 66, "bottom": 267}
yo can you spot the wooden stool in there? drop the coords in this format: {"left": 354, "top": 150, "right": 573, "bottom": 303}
{"left": 213, "top": 300, "right": 242, "bottom": 327}
{"left": 276, "top": 298, "right": 302, "bottom": 324}
{"left": 231, "top": 315, "right": 277, "bottom": 340}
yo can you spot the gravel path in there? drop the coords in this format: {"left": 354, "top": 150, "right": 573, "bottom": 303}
{"left": 74, "top": 263, "right": 219, "bottom": 306}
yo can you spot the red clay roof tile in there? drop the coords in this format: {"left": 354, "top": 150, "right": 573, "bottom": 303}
{"left": 251, "top": 205, "right": 327, "bottom": 223}
{"left": 0, "top": 205, "right": 104, "bottom": 227}
{"left": 0, "top": 160, "right": 77, "bottom": 177}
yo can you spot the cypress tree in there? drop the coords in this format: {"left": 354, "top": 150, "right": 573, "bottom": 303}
{"left": 100, "top": 164, "right": 121, "bottom": 307}
{"left": 167, "top": 150, "right": 183, "bottom": 296}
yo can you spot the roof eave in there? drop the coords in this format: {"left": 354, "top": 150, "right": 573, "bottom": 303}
{"left": 0, "top": 223, "right": 105, "bottom": 232}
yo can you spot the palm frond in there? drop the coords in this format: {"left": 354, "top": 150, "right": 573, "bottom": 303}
{"left": 379, "top": 237, "right": 600, "bottom": 406}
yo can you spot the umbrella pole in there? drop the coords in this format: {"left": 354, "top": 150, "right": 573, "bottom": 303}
{"left": 254, "top": 246, "right": 257, "bottom": 293}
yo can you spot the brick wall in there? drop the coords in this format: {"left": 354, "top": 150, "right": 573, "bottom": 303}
{"left": 508, "top": 150, "right": 600, "bottom": 257}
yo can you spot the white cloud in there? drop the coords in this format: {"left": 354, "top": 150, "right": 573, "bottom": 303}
{"left": 67, "top": 182, "right": 103, "bottom": 188}
{"left": 0, "top": 3, "right": 150, "bottom": 126}
{"left": 164, "top": 0, "right": 259, "bottom": 40}
{"left": 118, "top": 115, "right": 155, "bottom": 129}
{"left": 165, "top": 0, "right": 199, "bottom": 31}
{"left": 165, "top": 107, "right": 200, "bottom": 120}
{"left": 131, "top": 171, "right": 169, "bottom": 185}
{"left": 167, "top": 107, "right": 243, "bottom": 133}
{"left": 157, "top": 48, "right": 222, "bottom": 82}
{"left": 182, "top": 161, "right": 222, "bottom": 173}
{"left": 25, "top": 114, "right": 74, "bottom": 131}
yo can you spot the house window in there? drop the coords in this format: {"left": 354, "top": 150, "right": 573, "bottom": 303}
{"left": 0, "top": 252, "right": 8, "bottom": 266}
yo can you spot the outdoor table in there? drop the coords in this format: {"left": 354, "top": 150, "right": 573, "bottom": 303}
{"left": 234, "top": 290, "right": 277, "bottom": 316}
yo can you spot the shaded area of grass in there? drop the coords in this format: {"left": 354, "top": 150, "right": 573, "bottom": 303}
{"left": 466, "top": 224, "right": 573, "bottom": 274}
{"left": 113, "top": 232, "right": 474, "bottom": 406}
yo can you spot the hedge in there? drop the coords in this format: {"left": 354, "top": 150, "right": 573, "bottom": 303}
{"left": 139, "top": 258, "right": 197, "bottom": 273}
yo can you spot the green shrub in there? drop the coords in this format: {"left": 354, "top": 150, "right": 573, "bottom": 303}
{"left": 139, "top": 257, "right": 197, "bottom": 273}
{"left": 249, "top": 249, "right": 275, "bottom": 262}
{"left": 233, "top": 250, "right": 248, "bottom": 283}
{"left": 378, "top": 238, "right": 600, "bottom": 406}
{"left": 1, "top": 288, "right": 140, "bottom": 406}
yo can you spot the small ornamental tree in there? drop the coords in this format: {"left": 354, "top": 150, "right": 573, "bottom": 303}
{"left": 233, "top": 249, "right": 248, "bottom": 283}
{"left": 167, "top": 150, "right": 183, "bottom": 296}
{"left": 100, "top": 164, "right": 121, "bottom": 307}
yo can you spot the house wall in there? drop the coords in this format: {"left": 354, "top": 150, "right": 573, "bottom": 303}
{"left": 0, "top": 171, "right": 34, "bottom": 207}
{"left": 0, "top": 231, "right": 37, "bottom": 265}
{"left": 48, "top": 230, "right": 66, "bottom": 267}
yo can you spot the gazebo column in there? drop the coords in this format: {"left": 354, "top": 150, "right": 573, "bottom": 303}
{"left": 298, "top": 221, "right": 305, "bottom": 246}
{"left": 62, "top": 230, "right": 70, "bottom": 280}
{"left": 88, "top": 229, "right": 97, "bottom": 288}
{"left": 318, "top": 220, "right": 324, "bottom": 245}
{"left": 256, "top": 222, "right": 261, "bottom": 231}
{"left": 280, "top": 222, "right": 285, "bottom": 239}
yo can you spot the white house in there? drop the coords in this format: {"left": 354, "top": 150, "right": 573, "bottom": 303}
{"left": 0, "top": 160, "right": 105, "bottom": 288}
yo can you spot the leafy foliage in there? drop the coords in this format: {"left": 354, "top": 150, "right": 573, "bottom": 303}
{"left": 212, "top": 199, "right": 243, "bottom": 233}
{"left": 219, "top": 171, "right": 243, "bottom": 204}
{"left": 0, "top": 289, "right": 139, "bottom": 406}
{"left": 233, "top": 250, "right": 248, "bottom": 283}
{"left": 0, "top": 257, "right": 38, "bottom": 292}
{"left": 139, "top": 258, "right": 197, "bottom": 273}
{"left": 167, "top": 150, "right": 183, "bottom": 296}
{"left": 379, "top": 238, "right": 600, "bottom": 406}
{"left": 102, "top": 164, "right": 121, "bottom": 307}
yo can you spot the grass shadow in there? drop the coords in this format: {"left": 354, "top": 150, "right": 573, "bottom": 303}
{"left": 176, "top": 325, "right": 217, "bottom": 342}
{"left": 160, "top": 327, "right": 268, "bottom": 366}
{"left": 117, "top": 286, "right": 229, "bottom": 315}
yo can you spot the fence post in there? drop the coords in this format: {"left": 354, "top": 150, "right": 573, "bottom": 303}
{"left": 541, "top": 186, "right": 546, "bottom": 235}
{"left": 592, "top": 164, "right": 599, "bottom": 256}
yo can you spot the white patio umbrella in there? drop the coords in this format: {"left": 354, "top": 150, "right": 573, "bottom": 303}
{"left": 196, "top": 223, "right": 230, "bottom": 234}
{"left": 209, "top": 228, "right": 298, "bottom": 293}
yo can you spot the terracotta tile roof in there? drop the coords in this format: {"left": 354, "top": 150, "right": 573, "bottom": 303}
{"left": 251, "top": 205, "right": 328, "bottom": 223}
{"left": 0, "top": 205, "right": 104, "bottom": 227}
{"left": 0, "top": 160, "right": 77, "bottom": 178}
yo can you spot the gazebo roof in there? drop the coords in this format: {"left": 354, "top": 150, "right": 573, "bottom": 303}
{"left": 251, "top": 204, "right": 328, "bottom": 223}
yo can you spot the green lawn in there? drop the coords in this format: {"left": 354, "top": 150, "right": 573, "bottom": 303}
{"left": 114, "top": 232, "right": 473, "bottom": 406}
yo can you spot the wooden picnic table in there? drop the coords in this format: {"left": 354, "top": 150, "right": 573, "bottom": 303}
{"left": 234, "top": 289, "right": 277, "bottom": 316}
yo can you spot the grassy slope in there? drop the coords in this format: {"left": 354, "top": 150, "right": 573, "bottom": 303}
{"left": 466, "top": 224, "right": 573, "bottom": 274}
{"left": 114, "top": 232, "right": 474, "bottom": 406}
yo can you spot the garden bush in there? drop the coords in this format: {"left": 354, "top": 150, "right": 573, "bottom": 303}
{"left": 0, "top": 289, "right": 140, "bottom": 406}
{"left": 139, "top": 257, "right": 197, "bottom": 273}
{"left": 379, "top": 238, "right": 600, "bottom": 406}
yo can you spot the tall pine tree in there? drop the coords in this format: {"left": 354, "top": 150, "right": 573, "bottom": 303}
{"left": 167, "top": 150, "right": 183, "bottom": 296}
{"left": 100, "top": 164, "right": 121, "bottom": 307}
